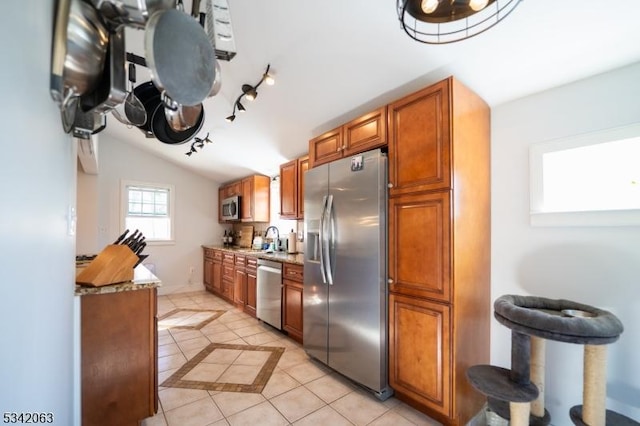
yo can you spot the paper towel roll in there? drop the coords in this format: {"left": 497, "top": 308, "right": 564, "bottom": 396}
{"left": 287, "top": 230, "right": 296, "bottom": 254}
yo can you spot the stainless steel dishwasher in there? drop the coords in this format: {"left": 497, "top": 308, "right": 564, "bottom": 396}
{"left": 256, "top": 259, "right": 282, "bottom": 330}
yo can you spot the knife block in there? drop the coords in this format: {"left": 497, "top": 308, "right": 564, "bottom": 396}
{"left": 76, "top": 245, "right": 138, "bottom": 287}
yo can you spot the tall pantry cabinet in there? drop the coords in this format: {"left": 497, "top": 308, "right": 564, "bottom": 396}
{"left": 387, "top": 77, "right": 491, "bottom": 426}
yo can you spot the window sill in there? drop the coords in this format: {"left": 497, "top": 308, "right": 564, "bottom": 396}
{"left": 530, "top": 209, "right": 640, "bottom": 227}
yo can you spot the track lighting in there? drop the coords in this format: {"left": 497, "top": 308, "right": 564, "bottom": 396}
{"left": 184, "top": 133, "right": 213, "bottom": 156}
{"left": 226, "top": 64, "right": 274, "bottom": 122}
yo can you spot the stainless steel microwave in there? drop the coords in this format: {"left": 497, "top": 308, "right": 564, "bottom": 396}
{"left": 221, "top": 195, "right": 240, "bottom": 220}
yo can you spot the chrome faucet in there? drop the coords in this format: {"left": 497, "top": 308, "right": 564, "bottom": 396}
{"left": 264, "top": 226, "right": 280, "bottom": 251}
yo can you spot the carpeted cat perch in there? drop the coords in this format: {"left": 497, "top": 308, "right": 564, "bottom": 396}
{"left": 467, "top": 295, "right": 637, "bottom": 426}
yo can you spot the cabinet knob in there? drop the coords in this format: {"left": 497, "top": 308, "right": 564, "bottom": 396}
{"left": 336, "top": 146, "right": 342, "bottom": 152}
{"left": 387, "top": 183, "right": 393, "bottom": 188}
{"left": 388, "top": 278, "right": 393, "bottom": 284}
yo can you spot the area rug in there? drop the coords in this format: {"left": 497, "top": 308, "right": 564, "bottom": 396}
{"left": 161, "top": 343, "right": 285, "bottom": 393}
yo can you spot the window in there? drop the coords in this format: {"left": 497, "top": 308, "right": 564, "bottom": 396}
{"left": 529, "top": 123, "right": 640, "bottom": 226}
{"left": 121, "top": 181, "right": 175, "bottom": 243}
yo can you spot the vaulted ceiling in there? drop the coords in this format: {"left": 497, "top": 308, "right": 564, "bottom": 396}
{"left": 103, "top": 0, "right": 640, "bottom": 183}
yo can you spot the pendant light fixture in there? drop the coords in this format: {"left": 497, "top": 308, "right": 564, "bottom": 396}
{"left": 397, "top": 0, "right": 521, "bottom": 44}
{"left": 225, "top": 64, "right": 274, "bottom": 122}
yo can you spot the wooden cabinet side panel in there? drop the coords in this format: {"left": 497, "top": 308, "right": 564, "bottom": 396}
{"left": 280, "top": 160, "right": 298, "bottom": 218}
{"left": 283, "top": 280, "right": 304, "bottom": 343}
{"left": 204, "top": 257, "right": 213, "bottom": 291}
{"left": 81, "top": 289, "right": 156, "bottom": 426}
{"left": 309, "top": 128, "right": 342, "bottom": 168}
{"left": 388, "top": 80, "right": 451, "bottom": 195}
{"left": 389, "top": 192, "right": 451, "bottom": 302}
{"left": 343, "top": 106, "right": 387, "bottom": 155}
{"left": 389, "top": 294, "right": 451, "bottom": 417}
{"left": 297, "top": 156, "right": 309, "bottom": 219}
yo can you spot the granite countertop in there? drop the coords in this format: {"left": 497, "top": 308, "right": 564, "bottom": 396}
{"left": 202, "top": 245, "right": 305, "bottom": 265}
{"left": 75, "top": 263, "right": 162, "bottom": 296}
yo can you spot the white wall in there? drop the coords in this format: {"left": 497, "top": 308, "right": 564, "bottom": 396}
{"left": 0, "top": 2, "right": 76, "bottom": 423}
{"left": 492, "top": 62, "right": 640, "bottom": 423}
{"left": 77, "top": 134, "right": 224, "bottom": 294}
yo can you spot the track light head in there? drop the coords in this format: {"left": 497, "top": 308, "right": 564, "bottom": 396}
{"left": 237, "top": 102, "right": 246, "bottom": 112}
{"left": 225, "top": 114, "right": 235, "bottom": 122}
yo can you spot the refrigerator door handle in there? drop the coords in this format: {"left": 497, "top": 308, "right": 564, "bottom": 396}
{"left": 325, "top": 194, "right": 334, "bottom": 285}
{"left": 319, "top": 195, "right": 328, "bottom": 284}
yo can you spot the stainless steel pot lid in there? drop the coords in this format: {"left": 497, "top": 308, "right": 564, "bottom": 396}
{"left": 144, "top": 9, "right": 215, "bottom": 106}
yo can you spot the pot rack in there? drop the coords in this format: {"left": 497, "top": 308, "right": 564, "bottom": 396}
{"left": 49, "top": 0, "right": 236, "bottom": 144}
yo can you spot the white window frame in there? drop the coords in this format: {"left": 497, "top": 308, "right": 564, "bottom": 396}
{"left": 120, "top": 180, "right": 176, "bottom": 244}
{"left": 529, "top": 123, "right": 640, "bottom": 227}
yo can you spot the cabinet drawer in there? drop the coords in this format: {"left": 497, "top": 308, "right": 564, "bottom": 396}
{"left": 213, "top": 250, "right": 223, "bottom": 261}
{"left": 223, "top": 253, "right": 235, "bottom": 264}
{"left": 235, "top": 254, "right": 246, "bottom": 267}
{"left": 283, "top": 263, "right": 303, "bottom": 282}
{"left": 246, "top": 256, "right": 258, "bottom": 272}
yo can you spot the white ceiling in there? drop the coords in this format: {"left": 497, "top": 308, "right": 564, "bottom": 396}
{"left": 104, "top": 0, "right": 640, "bottom": 183}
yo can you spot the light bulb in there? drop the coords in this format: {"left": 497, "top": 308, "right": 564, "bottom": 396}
{"left": 264, "top": 74, "right": 275, "bottom": 86}
{"left": 421, "top": 0, "right": 439, "bottom": 14}
{"left": 469, "top": 0, "right": 489, "bottom": 11}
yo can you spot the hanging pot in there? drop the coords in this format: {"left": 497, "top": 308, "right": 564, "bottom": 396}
{"left": 144, "top": 8, "right": 216, "bottom": 107}
{"left": 50, "top": 0, "right": 109, "bottom": 113}
{"left": 88, "top": 0, "right": 177, "bottom": 29}
{"left": 134, "top": 81, "right": 204, "bottom": 144}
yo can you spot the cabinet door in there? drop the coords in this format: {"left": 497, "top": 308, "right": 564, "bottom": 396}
{"left": 225, "top": 181, "right": 242, "bottom": 197}
{"left": 343, "top": 107, "right": 387, "bottom": 156}
{"left": 279, "top": 159, "right": 297, "bottom": 219}
{"left": 234, "top": 267, "right": 246, "bottom": 306}
{"left": 203, "top": 257, "right": 213, "bottom": 292}
{"left": 309, "top": 127, "right": 343, "bottom": 168}
{"left": 212, "top": 261, "right": 222, "bottom": 293}
{"left": 283, "top": 280, "right": 303, "bottom": 343}
{"left": 388, "top": 79, "right": 451, "bottom": 196}
{"left": 389, "top": 293, "right": 451, "bottom": 417}
{"left": 389, "top": 191, "right": 451, "bottom": 302}
{"left": 241, "top": 177, "right": 253, "bottom": 221}
{"left": 245, "top": 270, "right": 257, "bottom": 317}
{"left": 296, "top": 156, "right": 309, "bottom": 219}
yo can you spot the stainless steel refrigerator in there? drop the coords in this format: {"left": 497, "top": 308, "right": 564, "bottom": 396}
{"left": 303, "top": 148, "right": 392, "bottom": 400}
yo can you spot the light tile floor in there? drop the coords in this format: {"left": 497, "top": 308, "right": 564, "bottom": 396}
{"left": 143, "top": 289, "right": 444, "bottom": 426}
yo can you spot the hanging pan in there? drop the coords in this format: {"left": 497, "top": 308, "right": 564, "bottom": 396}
{"left": 144, "top": 8, "right": 216, "bottom": 107}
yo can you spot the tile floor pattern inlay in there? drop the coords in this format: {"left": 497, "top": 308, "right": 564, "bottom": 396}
{"left": 158, "top": 308, "right": 226, "bottom": 330}
{"left": 144, "top": 289, "right": 444, "bottom": 426}
{"left": 161, "top": 343, "right": 284, "bottom": 392}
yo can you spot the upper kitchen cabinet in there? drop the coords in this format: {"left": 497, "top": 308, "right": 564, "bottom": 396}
{"left": 224, "top": 180, "right": 242, "bottom": 198}
{"left": 388, "top": 80, "right": 451, "bottom": 196}
{"left": 241, "top": 175, "right": 270, "bottom": 222}
{"left": 309, "top": 107, "right": 387, "bottom": 168}
{"left": 280, "top": 155, "right": 309, "bottom": 219}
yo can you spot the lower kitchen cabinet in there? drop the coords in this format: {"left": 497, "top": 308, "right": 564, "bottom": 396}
{"left": 389, "top": 294, "right": 451, "bottom": 418}
{"left": 245, "top": 256, "right": 257, "bottom": 317}
{"left": 204, "top": 248, "right": 223, "bottom": 295}
{"left": 282, "top": 263, "right": 303, "bottom": 343}
{"left": 81, "top": 288, "right": 157, "bottom": 426}
{"left": 234, "top": 254, "right": 247, "bottom": 306}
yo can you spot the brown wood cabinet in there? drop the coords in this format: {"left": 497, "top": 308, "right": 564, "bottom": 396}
{"left": 388, "top": 77, "right": 491, "bottom": 426}
{"left": 245, "top": 256, "right": 258, "bottom": 317}
{"left": 309, "top": 107, "right": 387, "bottom": 168}
{"left": 280, "top": 155, "right": 309, "bottom": 219}
{"left": 219, "top": 175, "right": 270, "bottom": 223}
{"left": 241, "top": 175, "right": 270, "bottom": 222}
{"left": 233, "top": 254, "right": 247, "bottom": 306}
{"left": 204, "top": 248, "right": 223, "bottom": 295}
{"left": 221, "top": 252, "right": 235, "bottom": 302}
{"left": 282, "top": 262, "right": 303, "bottom": 343}
{"left": 81, "top": 288, "right": 157, "bottom": 426}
